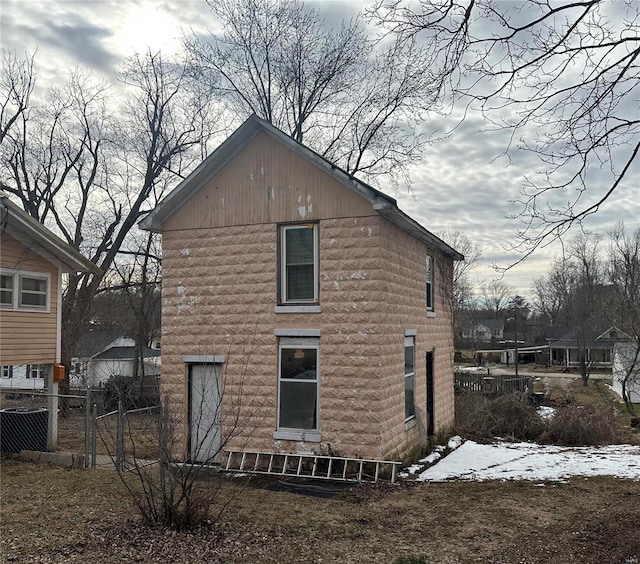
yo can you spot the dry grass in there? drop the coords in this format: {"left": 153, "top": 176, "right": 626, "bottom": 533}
{"left": 1, "top": 459, "right": 640, "bottom": 563}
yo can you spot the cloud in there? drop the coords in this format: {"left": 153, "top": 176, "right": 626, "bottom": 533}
{"left": 1, "top": 2, "right": 118, "bottom": 75}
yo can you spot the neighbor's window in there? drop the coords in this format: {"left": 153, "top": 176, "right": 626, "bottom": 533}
{"left": 278, "top": 337, "right": 319, "bottom": 431}
{"left": 1, "top": 366, "right": 13, "bottom": 379}
{"left": 426, "top": 255, "right": 434, "bottom": 312}
{"left": 279, "top": 224, "right": 318, "bottom": 304}
{"left": 20, "top": 275, "right": 48, "bottom": 309}
{"left": 26, "top": 364, "right": 45, "bottom": 379}
{"left": 405, "top": 337, "right": 415, "bottom": 420}
{"left": 0, "top": 274, "right": 14, "bottom": 307}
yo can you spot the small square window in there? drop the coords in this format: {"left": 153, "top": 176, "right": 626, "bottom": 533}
{"left": 1, "top": 366, "right": 13, "bottom": 379}
{"left": 279, "top": 224, "right": 319, "bottom": 305}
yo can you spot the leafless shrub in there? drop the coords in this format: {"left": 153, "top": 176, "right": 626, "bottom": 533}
{"left": 455, "top": 393, "right": 545, "bottom": 442}
{"left": 96, "top": 356, "right": 260, "bottom": 531}
{"left": 539, "top": 403, "right": 622, "bottom": 446}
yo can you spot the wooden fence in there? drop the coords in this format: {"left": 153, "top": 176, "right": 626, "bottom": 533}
{"left": 454, "top": 371, "right": 533, "bottom": 394}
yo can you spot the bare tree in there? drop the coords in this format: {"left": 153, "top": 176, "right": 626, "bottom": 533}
{"left": 369, "top": 0, "right": 640, "bottom": 256}
{"left": 607, "top": 223, "right": 640, "bottom": 414}
{"left": 480, "top": 280, "right": 513, "bottom": 318}
{"left": 0, "top": 50, "right": 36, "bottom": 147}
{"left": 438, "top": 229, "right": 481, "bottom": 310}
{"left": 186, "top": 0, "right": 440, "bottom": 188}
{"left": 0, "top": 50, "right": 218, "bottom": 387}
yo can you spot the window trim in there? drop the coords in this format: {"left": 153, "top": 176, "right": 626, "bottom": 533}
{"left": 404, "top": 336, "right": 416, "bottom": 422}
{"left": 278, "top": 223, "right": 319, "bottom": 306}
{"left": 426, "top": 254, "right": 434, "bottom": 314}
{"left": 26, "top": 364, "right": 45, "bottom": 379}
{"left": 0, "top": 268, "right": 51, "bottom": 312}
{"left": 0, "top": 272, "right": 15, "bottom": 308}
{"left": 276, "top": 336, "right": 320, "bottom": 438}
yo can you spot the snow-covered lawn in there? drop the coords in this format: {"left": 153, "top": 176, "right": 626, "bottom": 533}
{"left": 417, "top": 439, "right": 640, "bottom": 482}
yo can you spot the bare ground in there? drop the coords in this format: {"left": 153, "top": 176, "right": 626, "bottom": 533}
{"left": 1, "top": 459, "right": 639, "bottom": 563}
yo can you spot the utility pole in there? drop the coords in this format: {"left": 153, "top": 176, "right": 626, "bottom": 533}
{"left": 514, "top": 312, "right": 519, "bottom": 378}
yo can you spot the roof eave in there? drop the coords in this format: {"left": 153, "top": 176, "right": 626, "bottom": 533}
{"left": 1, "top": 193, "right": 101, "bottom": 275}
{"left": 373, "top": 199, "right": 464, "bottom": 261}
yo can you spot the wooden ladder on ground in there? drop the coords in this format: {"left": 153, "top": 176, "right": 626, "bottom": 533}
{"left": 223, "top": 450, "right": 402, "bottom": 483}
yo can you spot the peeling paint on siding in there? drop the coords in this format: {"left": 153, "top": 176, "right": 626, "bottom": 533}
{"left": 180, "top": 248, "right": 190, "bottom": 257}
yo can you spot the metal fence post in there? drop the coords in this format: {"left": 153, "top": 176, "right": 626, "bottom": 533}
{"left": 116, "top": 400, "right": 124, "bottom": 472}
{"left": 84, "top": 388, "right": 91, "bottom": 468}
{"left": 91, "top": 403, "right": 98, "bottom": 468}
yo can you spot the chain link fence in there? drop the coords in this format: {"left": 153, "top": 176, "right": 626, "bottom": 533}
{"left": 0, "top": 389, "right": 89, "bottom": 460}
{"left": 0, "top": 388, "right": 161, "bottom": 469}
{"left": 93, "top": 403, "right": 161, "bottom": 469}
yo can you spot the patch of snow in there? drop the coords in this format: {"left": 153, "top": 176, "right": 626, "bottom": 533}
{"left": 447, "top": 436, "right": 464, "bottom": 450}
{"left": 537, "top": 406, "right": 556, "bottom": 420}
{"left": 419, "top": 451, "right": 442, "bottom": 465}
{"left": 417, "top": 441, "right": 640, "bottom": 482}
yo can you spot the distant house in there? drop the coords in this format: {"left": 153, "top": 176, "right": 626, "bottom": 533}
{"left": 462, "top": 319, "right": 504, "bottom": 343}
{"left": 0, "top": 192, "right": 99, "bottom": 448}
{"left": 546, "top": 326, "right": 632, "bottom": 367}
{"left": 71, "top": 330, "right": 161, "bottom": 388}
{"left": 612, "top": 341, "right": 640, "bottom": 403}
{"left": 141, "top": 115, "right": 463, "bottom": 463}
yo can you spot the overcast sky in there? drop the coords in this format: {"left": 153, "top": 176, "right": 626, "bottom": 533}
{"left": 1, "top": 0, "right": 638, "bottom": 300}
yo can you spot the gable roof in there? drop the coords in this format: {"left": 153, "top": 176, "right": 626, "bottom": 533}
{"left": 139, "top": 115, "right": 463, "bottom": 261}
{"left": 548, "top": 325, "right": 633, "bottom": 349}
{"left": 74, "top": 330, "right": 126, "bottom": 358}
{"left": 93, "top": 346, "right": 160, "bottom": 360}
{"left": 0, "top": 192, "right": 101, "bottom": 275}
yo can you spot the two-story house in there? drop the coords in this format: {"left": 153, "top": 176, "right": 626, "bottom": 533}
{"left": 0, "top": 192, "right": 99, "bottom": 448}
{"left": 461, "top": 319, "right": 504, "bottom": 344}
{"left": 141, "top": 116, "right": 463, "bottom": 463}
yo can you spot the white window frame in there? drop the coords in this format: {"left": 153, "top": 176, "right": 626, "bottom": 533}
{"left": 279, "top": 223, "right": 319, "bottom": 306}
{"left": 275, "top": 336, "right": 320, "bottom": 441}
{"left": 426, "top": 254, "right": 435, "bottom": 314}
{"left": 1, "top": 366, "right": 13, "bottom": 379}
{"left": 0, "top": 268, "right": 50, "bottom": 312}
{"left": 0, "top": 272, "right": 15, "bottom": 308}
{"left": 404, "top": 336, "right": 416, "bottom": 422}
{"left": 26, "top": 364, "right": 45, "bottom": 379}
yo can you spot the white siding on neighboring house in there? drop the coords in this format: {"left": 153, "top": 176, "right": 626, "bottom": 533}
{"left": 612, "top": 342, "right": 640, "bottom": 403}
{"left": 0, "top": 363, "right": 46, "bottom": 390}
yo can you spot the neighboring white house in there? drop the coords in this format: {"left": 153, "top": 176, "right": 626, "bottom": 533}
{"left": 612, "top": 341, "right": 640, "bottom": 403}
{"left": 0, "top": 363, "right": 48, "bottom": 390}
{"left": 71, "top": 330, "right": 161, "bottom": 388}
{"left": 462, "top": 319, "right": 504, "bottom": 343}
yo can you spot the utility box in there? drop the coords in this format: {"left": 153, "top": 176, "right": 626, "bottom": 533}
{"left": 0, "top": 407, "right": 49, "bottom": 453}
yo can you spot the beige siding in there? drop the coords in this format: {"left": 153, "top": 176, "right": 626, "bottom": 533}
{"left": 159, "top": 133, "right": 456, "bottom": 460}
{"left": 163, "top": 132, "right": 374, "bottom": 231}
{"left": 0, "top": 233, "right": 59, "bottom": 365}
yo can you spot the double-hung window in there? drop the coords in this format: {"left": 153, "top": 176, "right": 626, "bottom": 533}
{"left": 426, "top": 255, "right": 434, "bottom": 313}
{"left": 277, "top": 337, "right": 319, "bottom": 432}
{"left": 1, "top": 366, "right": 13, "bottom": 379}
{"left": 404, "top": 337, "right": 415, "bottom": 420}
{"left": 279, "top": 224, "right": 319, "bottom": 305}
{"left": 20, "top": 275, "right": 48, "bottom": 308}
{"left": 0, "top": 269, "right": 49, "bottom": 311}
{"left": 0, "top": 274, "right": 14, "bottom": 307}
